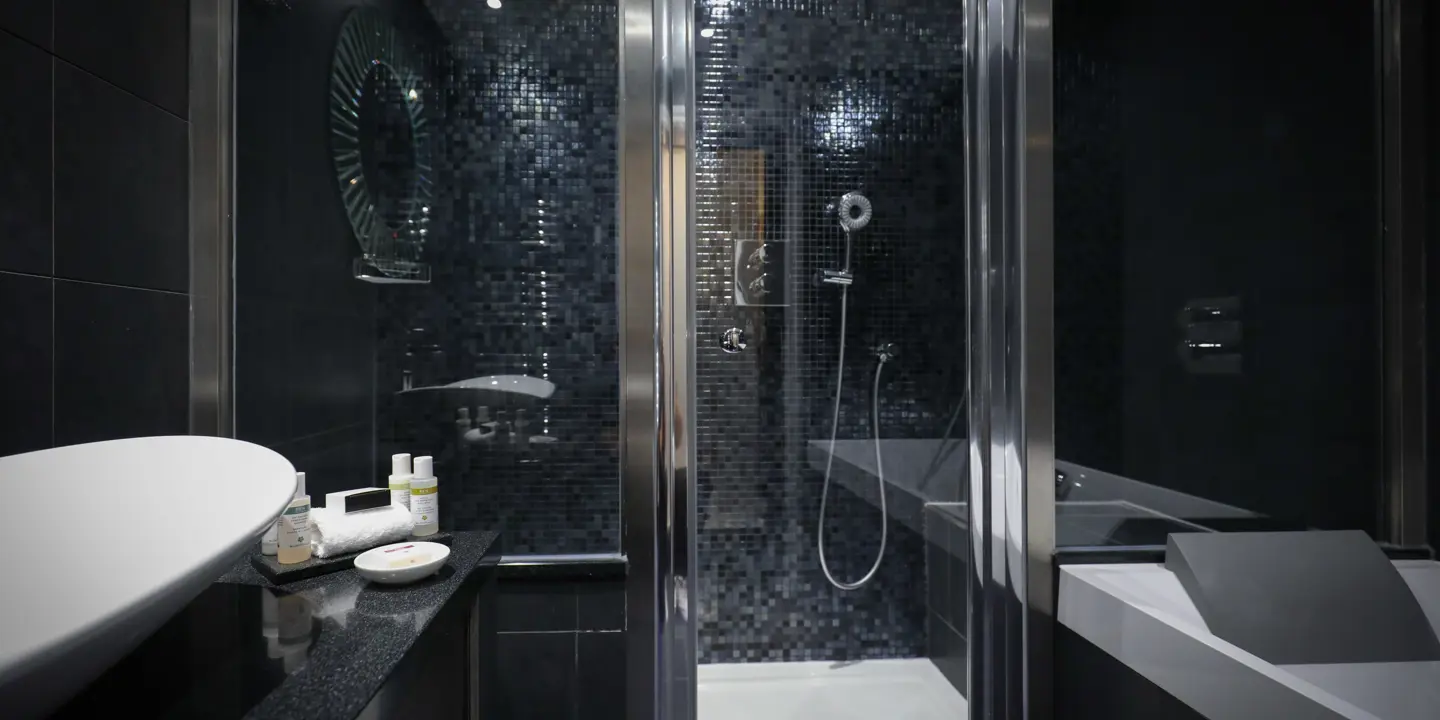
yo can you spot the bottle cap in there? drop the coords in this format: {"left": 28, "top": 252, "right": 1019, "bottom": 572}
{"left": 413, "top": 455, "right": 433, "bottom": 478}
{"left": 391, "top": 453, "right": 412, "bottom": 477}
{"left": 295, "top": 472, "right": 307, "bottom": 499}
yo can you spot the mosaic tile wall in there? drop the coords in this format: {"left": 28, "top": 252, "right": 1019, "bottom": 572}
{"left": 693, "top": 0, "right": 968, "bottom": 662}
{"left": 373, "top": 0, "right": 621, "bottom": 554}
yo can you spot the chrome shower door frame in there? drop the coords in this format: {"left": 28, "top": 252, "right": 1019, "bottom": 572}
{"left": 625, "top": 0, "right": 1057, "bottom": 718}
{"left": 621, "top": 0, "right": 697, "bottom": 718}
{"left": 965, "top": 0, "right": 1055, "bottom": 718}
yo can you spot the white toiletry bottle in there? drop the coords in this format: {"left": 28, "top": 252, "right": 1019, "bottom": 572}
{"left": 277, "top": 472, "right": 313, "bottom": 565}
{"left": 389, "top": 453, "right": 413, "bottom": 510}
{"left": 410, "top": 456, "right": 439, "bottom": 537}
{"left": 261, "top": 518, "right": 278, "bottom": 555}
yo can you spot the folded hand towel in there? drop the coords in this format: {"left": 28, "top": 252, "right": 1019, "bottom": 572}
{"left": 311, "top": 502, "right": 415, "bottom": 558}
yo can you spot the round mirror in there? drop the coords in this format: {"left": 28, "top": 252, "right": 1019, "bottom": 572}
{"left": 357, "top": 64, "right": 417, "bottom": 229}
{"left": 330, "top": 9, "right": 433, "bottom": 280}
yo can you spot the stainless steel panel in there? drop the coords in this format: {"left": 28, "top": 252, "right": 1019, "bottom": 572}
{"left": 1019, "top": 0, "right": 1056, "bottom": 717}
{"left": 620, "top": 0, "right": 661, "bottom": 717}
{"left": 659, "top": 0, "right": 697, "bottom": 717}
{"left": 189, "top": 0, "right": 234, "bottom": 438}
{"left": 968, "top": 0, "right": 1054, "bottom": 717}
{"left": 1379, "top": 0, "right": 1428, "bottom": 548}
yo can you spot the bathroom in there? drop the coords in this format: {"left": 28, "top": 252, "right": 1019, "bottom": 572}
{"left": 2, "top": 0, "right": 1440, "bottom": 719}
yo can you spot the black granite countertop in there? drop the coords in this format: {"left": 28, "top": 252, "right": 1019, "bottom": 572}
{"left": 215, "top": 531, "right": 500, "bottom": 720}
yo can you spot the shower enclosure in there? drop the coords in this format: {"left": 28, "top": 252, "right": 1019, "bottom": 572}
{"left": 622, "top": 0, "right": 1050, "bottom": 718}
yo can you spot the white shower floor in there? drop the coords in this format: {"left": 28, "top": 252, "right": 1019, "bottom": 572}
{"left": 698, "top": 659, "right": 968, "bottom": 720}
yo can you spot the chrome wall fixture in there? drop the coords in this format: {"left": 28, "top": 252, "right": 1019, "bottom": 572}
{"left": 189, "top": 0, "right": 235, "bottom": 438}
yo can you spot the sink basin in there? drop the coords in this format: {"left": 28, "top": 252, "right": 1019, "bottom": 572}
{"left": 397, "top": 374, "right": 556, "bottom": 405}
{"left": 0, "top": 436, "right": 296, "bottom": 718}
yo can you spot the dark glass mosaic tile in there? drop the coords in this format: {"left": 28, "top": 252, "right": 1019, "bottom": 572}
{"left": 377, "top": 0, "right": 621, "bottom": 554}
{"left": 692, "top": 0, "right": 967, "bottom": 663}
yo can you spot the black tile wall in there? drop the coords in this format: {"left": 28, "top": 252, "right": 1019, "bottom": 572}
{"left": 692, "top": 0, "right": 967, "bottom": 663}
{"left": 54, "top": 61, "right": 189, "bottom": 292}
{"left": 269, "top": 423, "right": 374, "bottom": 498}
{"left": 499, "top": 581, "right": 581, "bottom": 633}
{"left": 1053, "top": 2, "right": 1123, "bottom": 474}
{"left": 495, "top": 577, "right": 626, "bottom": 720}
{"left": 1053, "top": 0, "right": 1383, "bottom": 535}
{"left": 926, "top": 612, "right": 966, "bottom": 698}
{"left": 0, "top": 0, "right": 51, "bottom": 50}
{"left": 53, "top": 280, "right": 189, "bottom": 445}
{"left": 0, "top": 272, "right": 53, "bottom": 456}
{"left": 0, "top": 32, "right": 52, "bottom": 275}
{"left": 576, "top": 631, "right": 626, "bottom": 720}
{"left": 0, "top": 1, "right": 192, "bottom": 456}
{"left": 234, "top": 0, "right": 411, "bottom": 500}
{"left": 923, "top": 504, "right": 967, "bottom": 697}
{"left": 54, "top": 0, "right": 188, "bottom": 118}
{"left": 577, "top": 581, "right": 626, "bottom": 632}
{"left": 496, "top": 632, "right": 577, "bottom": 720}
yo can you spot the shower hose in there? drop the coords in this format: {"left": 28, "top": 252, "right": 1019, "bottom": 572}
{"left": 818, "top": 284, "right": 888, "bottom": 591}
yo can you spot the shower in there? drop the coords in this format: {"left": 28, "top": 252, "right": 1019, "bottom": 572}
{"left": 818, "top": 191, "right": 890, "bottom": 591}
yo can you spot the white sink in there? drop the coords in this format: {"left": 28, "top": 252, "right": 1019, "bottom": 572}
{"left": 0, "top": 436, "right": 296, "bottom": 718}
{"left": 397, "top": 373, "right": 557, "bottom": 402}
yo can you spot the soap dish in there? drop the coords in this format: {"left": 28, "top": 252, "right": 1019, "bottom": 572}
{"left": 354, "top": 541, "right": 451, "bottom": 585}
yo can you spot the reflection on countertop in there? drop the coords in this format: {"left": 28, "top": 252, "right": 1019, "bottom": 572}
{"left": 53, "top": 531, "right": 500, "bottom": 720}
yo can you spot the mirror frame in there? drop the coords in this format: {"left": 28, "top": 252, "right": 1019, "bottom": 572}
{"left": 330, "top": 8, "right": 433, "bottom": 277}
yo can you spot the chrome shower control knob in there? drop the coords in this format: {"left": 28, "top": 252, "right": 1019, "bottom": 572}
{"left": 720, "top": 328, "right": 748, "bottom": 353}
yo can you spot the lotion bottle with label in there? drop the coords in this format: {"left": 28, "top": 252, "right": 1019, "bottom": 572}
{"left": 410, "top": 456, "right": 439, "bottom": 537}
{"left": 277, "top": 472, "right": 313, "bottom": 565}
{"left": 389, "top": 453, "right": 413, "bottom": 509}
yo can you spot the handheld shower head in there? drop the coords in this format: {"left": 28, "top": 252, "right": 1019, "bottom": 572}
{"left": 837, "top": 192, "right": 872, "bottom": 232}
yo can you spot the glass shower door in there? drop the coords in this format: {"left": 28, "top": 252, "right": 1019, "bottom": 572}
{"left": 681, "top": 1, "right": 972, "bottom": 718}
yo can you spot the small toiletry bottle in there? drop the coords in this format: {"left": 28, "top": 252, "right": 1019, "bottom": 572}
{"left": 277, "top": 472, "right": 313, "bottom": 565}
{"left": 389, "top": 453, "right": 413, "bottom": 510}
{"left": 410, "top": 456, "right": 439, "bottom": 537}
{"left": 261, "top": 521, "right": 278, "bottom": 556}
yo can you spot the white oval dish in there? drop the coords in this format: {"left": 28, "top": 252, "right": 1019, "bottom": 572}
{"left": 354, "top": 541, "right": 451, "bottom": 585}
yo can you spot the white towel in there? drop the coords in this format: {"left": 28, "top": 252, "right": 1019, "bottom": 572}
{"left": 311, "top": 502, "right": 415, "bottom": 558}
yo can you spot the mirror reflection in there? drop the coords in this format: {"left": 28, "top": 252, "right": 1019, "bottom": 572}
{"left": 357, "top": 64, "right": 418, "bottom": 231}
